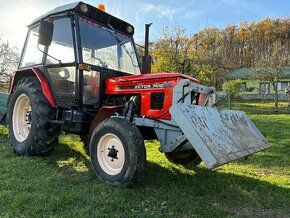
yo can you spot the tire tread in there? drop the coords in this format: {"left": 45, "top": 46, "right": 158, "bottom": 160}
{"left": 7, "top": 76, "right": 61, "bottom": 156}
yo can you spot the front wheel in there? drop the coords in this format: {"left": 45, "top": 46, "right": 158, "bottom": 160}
{"left": 90, "top": 117, "right": 146, "bottom": 187}
{"left": 165, "top": 149, "right": 202, "bottom": 169}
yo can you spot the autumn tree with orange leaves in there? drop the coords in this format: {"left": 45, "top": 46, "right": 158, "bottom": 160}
{"left": 151, "top": 18, "right": 290, "bottom": 108}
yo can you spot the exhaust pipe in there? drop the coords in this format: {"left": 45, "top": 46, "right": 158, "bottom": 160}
{"left": 141, "top": 23, "right": 152, "bottom": 74}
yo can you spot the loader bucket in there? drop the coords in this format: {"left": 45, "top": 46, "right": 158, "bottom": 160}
{"left": 170, "top": 103, "right": 270, "bottom": 169}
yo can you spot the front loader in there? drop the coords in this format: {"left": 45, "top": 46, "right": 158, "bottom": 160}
{"left": 1, "top": 2, "right": 270, "bottom": 187}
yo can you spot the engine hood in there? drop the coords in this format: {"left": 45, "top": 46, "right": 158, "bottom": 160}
{"left": 105, "top": 72, "right": 201, "bottom": 120}
{"left": 107, "top": 72, "right": 199, "bottom": 84}
{"left": 105, "top": 72, "right": 200, "bottom": 95}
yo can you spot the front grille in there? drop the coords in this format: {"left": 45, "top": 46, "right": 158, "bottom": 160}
{"left": 150, "top": 92, "right": 164, "bottom": 110}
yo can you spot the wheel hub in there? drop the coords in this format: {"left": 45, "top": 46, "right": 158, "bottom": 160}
{"left": 107, "top": 146, "right": 118, "bottom": 161}
{"left": 26, "top": 111, "right": 32, "bottom": 124}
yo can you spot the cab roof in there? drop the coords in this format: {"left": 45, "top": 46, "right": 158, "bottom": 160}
{"left": 29, "top": 1, "right": 134, "bottom": 35}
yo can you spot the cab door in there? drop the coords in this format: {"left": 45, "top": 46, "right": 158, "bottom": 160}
{"left": 45, "top": 17, "right": 77, "bottom": 107}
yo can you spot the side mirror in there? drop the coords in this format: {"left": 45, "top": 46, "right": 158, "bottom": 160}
{"left": 38, "top": 20, "right": 54, "bottom": 46}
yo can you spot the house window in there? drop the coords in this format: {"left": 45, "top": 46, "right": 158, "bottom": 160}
{"left": 259, "top": 83, "right": 270, "bottom": 94}
{"left": 277, "top": 82, "right": 290, "bottom": 91}
{"left": 240, "top": 82, "right": 247, "bottom": 91}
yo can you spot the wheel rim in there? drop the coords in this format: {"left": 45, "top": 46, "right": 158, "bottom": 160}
{"left": 12, "top": 94, "right": 32, "bottom": 142}
{"left": 97, "top": 133, "right": 125, "bottom": 175}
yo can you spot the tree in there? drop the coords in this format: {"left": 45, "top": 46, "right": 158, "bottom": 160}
{"left": 150, "top": 17, "right": 290, "bottom": 101}
{"left": 0, "top": 37, "right": 19, "bottom": 84}
{"left": 151, "top": 26, "right": 236, "bottom": 87}
{"left": 250, "top": 18, "right": 290, "bottom": 110}
{"left": 151, "top": 25, "right": 193, "bottom": 74}
{"left": 191, "top": 27, "right": 236, "bottom": 87}
{"left": 222, "top": 79, "right": 242, "bottom": 109}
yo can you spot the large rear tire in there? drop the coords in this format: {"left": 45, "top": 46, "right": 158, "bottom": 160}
{"left": 165, "top": 149, "right": 202, "bottom": 169}
{"left": 90, "top": 117, "right": 146, "bottom": 187}
{"left": 7, "top": 77, "right": 61, "bottom": 155}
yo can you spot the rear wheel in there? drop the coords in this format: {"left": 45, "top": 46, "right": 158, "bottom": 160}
{"left": 7, "top": 77, "right": 61, "bottom": 155}
{"left": 165, "top": 149, "right": 202, "bottom": 169}
{"left": 90, "top": 117, "right": 146, "bottom": 187}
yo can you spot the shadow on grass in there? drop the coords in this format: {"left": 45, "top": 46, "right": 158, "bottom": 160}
{"left": 236, "top": 147, "right": 290, "bottom": 172}
{"left": 1, "top": 136, "right": 288, "bottom": 217}
{"left": 139, "top": 161, "right": 289, "bottom": 217}
{"left": 40, "top": 141, "right": 290, "bottom": 216}
{"left": 42, "top": 141, "right": 92, "bottom": 178}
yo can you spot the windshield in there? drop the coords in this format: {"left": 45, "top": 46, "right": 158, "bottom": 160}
{"left": 79, "top": 17, "right": 140, "bottom": 75}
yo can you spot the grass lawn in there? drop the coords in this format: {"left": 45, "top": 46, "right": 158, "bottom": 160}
{"left": 0, "top": 100, "right": 289, "bottom": 217}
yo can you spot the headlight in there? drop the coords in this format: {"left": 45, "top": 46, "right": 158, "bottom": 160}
{"left": 127, "top": 25, "right": 133, "bottom": 34}
{"left": 80, "top": 4, "right": 88, "bottom": 13}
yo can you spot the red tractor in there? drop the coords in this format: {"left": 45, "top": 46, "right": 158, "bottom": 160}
{"left": 2, "top": 2, "right": 270, "bottom": 187}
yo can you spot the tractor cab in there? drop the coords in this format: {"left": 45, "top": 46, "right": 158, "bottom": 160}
{"left": 19, "top": 2, "right": 140, "bottom": 108}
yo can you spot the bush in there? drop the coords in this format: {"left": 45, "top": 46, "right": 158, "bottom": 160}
{"left": 0, "top": 125, "right": 8, "bottom": 136}
{"left": 0, "top": 82, "right": 10, "bottom": 92}
{"left": 222, "top": 79, "right": 242, "bottom": 98}
{"left": 222, "top": 79, "right": 242, "bottom": 109}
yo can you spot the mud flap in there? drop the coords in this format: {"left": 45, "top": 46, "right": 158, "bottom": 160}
{"left": 170, "top": 103, "right": 270, "bottom": 169}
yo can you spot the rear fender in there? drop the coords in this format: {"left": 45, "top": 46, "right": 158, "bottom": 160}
{"left": 9, "top": 68, "right": 56, "bottom": 108}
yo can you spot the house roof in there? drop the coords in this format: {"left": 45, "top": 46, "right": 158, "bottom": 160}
{"left": 225, "top": 67, "right": 290, "bottom": 80}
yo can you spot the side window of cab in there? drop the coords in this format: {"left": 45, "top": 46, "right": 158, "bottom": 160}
{"left": 46, "top": 18, "right": 75, "bottom": 65}
{"left": 19, "top": 26, "right": 44, "bottom": 67}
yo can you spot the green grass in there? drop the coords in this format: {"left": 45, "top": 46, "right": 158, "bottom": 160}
{"left": 0, "top": 100, "right": 290, "bottom": 217}
{"left": 222, "top": 98, "right": 290, "bottom": 113}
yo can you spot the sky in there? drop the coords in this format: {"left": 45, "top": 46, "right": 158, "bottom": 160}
{"left": 0, "top": 0, "right": 289, "bottom": 49}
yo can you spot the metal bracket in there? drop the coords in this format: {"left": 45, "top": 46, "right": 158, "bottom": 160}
{"left": 133, "top": 117, "right": 191, "bottom": 153}
{"left": 172, "top": 79, "right": 216, "bottom": 107}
